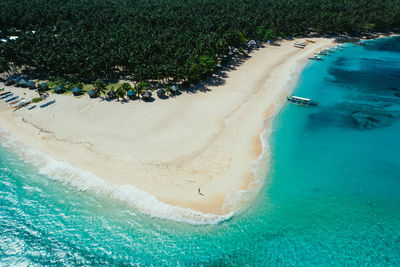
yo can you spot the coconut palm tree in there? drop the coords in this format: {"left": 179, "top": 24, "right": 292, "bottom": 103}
{"left": 93, "top": 80, "right": 107, "bottom": 97}
{"left": 116, "top": 86, "right": 126, "bottom": 101}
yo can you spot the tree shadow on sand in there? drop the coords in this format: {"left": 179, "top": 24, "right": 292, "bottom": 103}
{"left": 183, "top": 55, "right": 249, "bottom": 94}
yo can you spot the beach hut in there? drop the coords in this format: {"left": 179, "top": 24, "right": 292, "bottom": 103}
{"left": 12, "top": 76, "right": 22, "bottom": 84}
{"left": 247, "top": 40, "right": 257, "bottom": 49}
{"left": 5, "top": 75, "right": 15, "bottom": 81}
{"left": 126, "top": 89, "right": 136, "bottom": 99}
{"left": 107, "top": 90, "right": 117, "bottom": 99}
{"left": 71, "top": 87, "right": 82, "bottom": 96}
{"left": 17, "top": 79, "right": 27, "bottom": 87}
{"left": 38, "top": 82, "right": 49, "bottom": 91}
{"left": 156, "top": 88, "right": 166, "bottom": 98}
{"left": 141, "top": 90, "right": 152, "bottom": 101}
{"left": 87, "top": 89, "right": 97, "bottom": 98}
{"left": 5, "top": 80, "right": 15, "bottom": 86}
{"left": 171, "top": 85, "right": 179, "bottom": 94}
{"left": 54, "top": 85, "right": 65, "bottom": 94}
{"left": 26, "top": 81, "right": 36, "bottom": 89}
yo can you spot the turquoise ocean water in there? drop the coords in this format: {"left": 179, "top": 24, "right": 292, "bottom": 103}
{"left": 1, "top": 37, "right": 400, "bottom": 265}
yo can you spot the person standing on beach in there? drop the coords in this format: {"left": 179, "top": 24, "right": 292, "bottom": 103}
{"left": 198, "top": 188, "right": 203, "bottom": 196}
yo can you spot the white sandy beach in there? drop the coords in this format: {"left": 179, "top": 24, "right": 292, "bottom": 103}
{"left": 0, "top": 38, "right": 335, "bottom": 218}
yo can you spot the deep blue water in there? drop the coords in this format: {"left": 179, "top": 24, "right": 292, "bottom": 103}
{"left": 1, "top": 37, "right": 400, "bottom": 265}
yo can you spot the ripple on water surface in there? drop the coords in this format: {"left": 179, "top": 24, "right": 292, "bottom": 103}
{"left": 1, "top": 37, "right": 400, "bottom": 265}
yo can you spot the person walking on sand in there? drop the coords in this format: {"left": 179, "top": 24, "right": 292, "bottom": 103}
{"left": 198, "top": 187, "right": 203, "bottom": 196}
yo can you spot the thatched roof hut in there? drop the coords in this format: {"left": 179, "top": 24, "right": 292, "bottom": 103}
{"left": 54, "top": 85, "right": 65, "bottom": 94}
{"left": 126, "top": 89, "right": 136, "bottom": 99}
{"left": 5, "top": 75, "right": 15, "bottom": 81}
{"left": 5, "top": 80, "right": 14, "bottom": 86}
{"left": 12, "top": 76, "right": 21, "bottom": 83}
{"left": 38, "top": 82, "right": 49, "bottom": 90}
{"left": 142, "top": 90, "right": 152, "bottom": 100}
{"left": 156, "top": 88, "right": 166, "bottom": 98}
{"left": 171, "top": 85, "right": 179, "bottom": 92}
{"left": 107, "top": 90, "right": 116, "bottom": 99}
{"left": 71, "top": 87, "right": 82, "bottom": 96}
{"left": 26, "top": 81, "right": 36, "bottom": 88}
{"left": 87, "top": 89, "right": 97, "bottom": 98}
{"left": 17, "top": 79, "right": 27, "bottom": 87}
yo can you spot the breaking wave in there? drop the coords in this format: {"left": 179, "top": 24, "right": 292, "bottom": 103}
{"left": 0, "top": 127, "right": 235, "bottom": 225}
{"left": 0, "top": 61, "right": 304, "bottom": 225}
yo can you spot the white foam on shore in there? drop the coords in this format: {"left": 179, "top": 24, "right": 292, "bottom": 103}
{"left": 0, "top": 57, "right": 309, "bottom": 224}
{"left": 221, "top": 67, "right": 298, "bottom": 214}
{"left": 0, "top": 127, "right": 233, "bottom": 225}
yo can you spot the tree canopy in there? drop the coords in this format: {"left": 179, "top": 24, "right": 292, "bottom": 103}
{"left": 0, "top": 0, "right": 399, "bottom": 83}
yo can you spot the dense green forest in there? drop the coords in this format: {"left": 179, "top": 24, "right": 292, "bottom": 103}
{"left": 0, "top": 0, "right": 399, "bottom": 83}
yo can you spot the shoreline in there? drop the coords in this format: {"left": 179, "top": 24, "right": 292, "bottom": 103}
{"left": 0, "top": 38, "right": 337, "bottom": 223}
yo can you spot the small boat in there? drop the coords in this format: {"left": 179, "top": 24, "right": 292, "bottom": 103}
{"left": 5, "top": 96, "right": 19, "bottom": 103}
{"left": 40, "top": 99, "right": 56, "bottom": 108}
{"left": 294, "top": 43, "right": 307, "bottom": 49}
{"left": 287, "top": 96, "right": 318, "bottom": 106}
{"left": 306, "top": 39, "right": 316, "bottom": 43}
{"left": 0, "top": 93, "right": 13, "bottom": 100}
{"left": 9, "top": 98, "right": 23, "bottom": 105}
{"left": 12, "top": 99, "right": 26, "bottom": 106}
{"left": 0, "top": 91, "right": 11, "bottom": 97}
{"left": 14, "top": 100, "right": 31, "bottom": 110}
{"left": 10, "top": 98, "right": 26, "bottom": 107}
{"left": 308, "top": 56, "right": 323, "bottom": 61}
{"left": 28, "top": 105, "right": 37, "bottom": 110}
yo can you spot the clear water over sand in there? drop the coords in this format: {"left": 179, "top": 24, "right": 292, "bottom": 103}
{"left": 1, "top": 37, "right": 400, "bottom": 265}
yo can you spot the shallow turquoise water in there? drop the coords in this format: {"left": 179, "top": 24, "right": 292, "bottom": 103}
{"left": 1, "top": 37, "right": 400, "bottom": 265}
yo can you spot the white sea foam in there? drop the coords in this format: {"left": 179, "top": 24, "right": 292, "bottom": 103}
{"left": 0, "top": 66, "right": 301, "bottom": 225}
{"left": 221, "top": 69, "right": 297, "bottom": 214}
{"left": 0, "top": 127, "right": 233, "bottom": 225}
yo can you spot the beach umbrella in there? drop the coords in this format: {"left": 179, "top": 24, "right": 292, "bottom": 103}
{"left": 71, "top": 87, "right": 82, "bottom": 95}
{"left": 17, "top": 79, "right": 27, "bottom": 86}
{"left": 54, "top": 85, "right": 65, "bottom": 94}
{"left": 126, "top": 89, "right": 135, "bottom": 98}
{"left": 87, "top": 89, "right": 97, "bottom": 98}
{"left": 142, "top": 90, "right": 152, "bottom": 100}
{"left": 156, "top": 88, "right": 166, "bottom": 98}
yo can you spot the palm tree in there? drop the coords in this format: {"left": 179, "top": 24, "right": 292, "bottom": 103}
{"left": 116, "top": 86, "right": 126, "bottom": 101}
{"left": 133, "top": 83, "right": 145, "bottom": 97}
{"left": 120, "top": 82, "right": 132, "bottom": 92}
{"left": 93, "top": 79, "right": 107, "bottom": 97}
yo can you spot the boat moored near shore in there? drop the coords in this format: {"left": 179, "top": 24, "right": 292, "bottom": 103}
{"left": 287, "top": 95, "right": 318, "bottom": 106}
{"left": 308, "top": 56, "right": 323, "bottom": 61}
